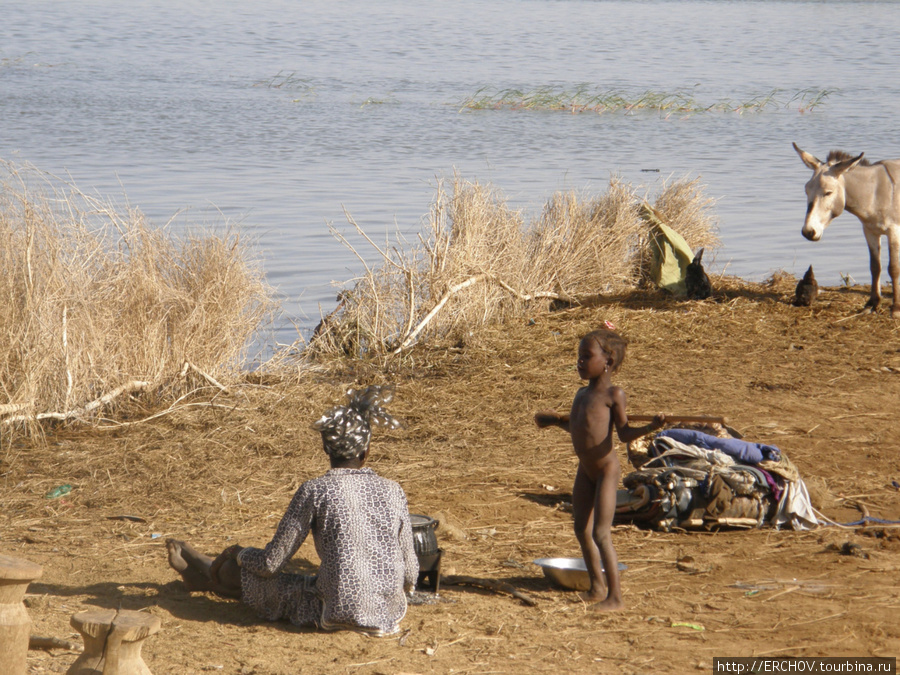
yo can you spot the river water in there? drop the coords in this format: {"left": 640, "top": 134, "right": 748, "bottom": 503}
{"left": 3, "top": 0, "right": 899, "bottom": 348}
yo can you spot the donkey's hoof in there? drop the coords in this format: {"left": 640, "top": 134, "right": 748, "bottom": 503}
{"left": 891, "top": 307, "right": 900, "bottom": 320}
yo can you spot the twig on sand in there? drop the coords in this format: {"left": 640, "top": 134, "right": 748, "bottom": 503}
{"left": 764, "top": 585, "right": 800, "bottom": 602}
{"left": 443, "top": 574, "right": 537, "bottom": 606}
{"left": 833, "top": 309, "right": 872, "bottom": 324}
{"left": 838, "top": 498, "right": 870, "bottom": 519}
{"left": 29, "top": 635, "right": 82, "bottom": 652}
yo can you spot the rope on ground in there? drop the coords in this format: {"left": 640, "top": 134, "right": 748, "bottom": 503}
{"left": 813, "top": 509, "right": 900, "bottom": 528}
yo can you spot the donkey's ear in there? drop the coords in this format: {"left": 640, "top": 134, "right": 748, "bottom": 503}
{"left": 793, "top": 142, "right": 822, "bottom": 170}
{"left": 831, "top": 152, "right": 865, "bottom": 177}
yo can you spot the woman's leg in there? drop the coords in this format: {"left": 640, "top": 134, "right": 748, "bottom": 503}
{"left": 166, "top": 539, "right": 242, "bottom": 598}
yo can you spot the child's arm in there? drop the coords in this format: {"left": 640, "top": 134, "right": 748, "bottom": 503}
{"left": 615, "top": 414, "right": 665, "bottom": 443}
{"left": 610, "top": 388, "right": 666, "bottom": 443}
{"left": 534, "top": 410, "right": 570, "bottom": 432}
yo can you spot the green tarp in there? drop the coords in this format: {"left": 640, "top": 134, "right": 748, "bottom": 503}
{"left": 640, "top": 203, "right": 694, "bottom": 297}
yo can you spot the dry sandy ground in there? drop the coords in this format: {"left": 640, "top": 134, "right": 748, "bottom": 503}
{"left": 2, "top": 277, "right": 899, "bottom": 674}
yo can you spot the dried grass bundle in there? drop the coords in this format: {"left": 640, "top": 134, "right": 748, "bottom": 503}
{"left": 302, "top": 173, "right": 719, "bottom": 361}
{"left": 526, "top": 177, "right": 643, "bottom": 297}
{"left": 0, "top": 161, "right": 274, "bottom": 432}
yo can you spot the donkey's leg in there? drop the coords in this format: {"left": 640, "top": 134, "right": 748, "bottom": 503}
{"left": 888, "top": 230, "right": 900, "bottom": 319}
{"left": 864, "top": 228, "right": 882, "bottom": 311}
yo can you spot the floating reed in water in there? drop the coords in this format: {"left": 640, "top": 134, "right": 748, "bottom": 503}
{"left": 299, "top": 174, "right": 718, "bottom": 361}
{"left": 458, "top": 86, "right": 834, "bottom": 115}
{"left": 0, "top": 161, "right": 274, "bottom": 434}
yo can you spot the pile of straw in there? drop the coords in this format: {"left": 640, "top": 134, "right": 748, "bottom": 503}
{"left": 0, "top": 162, "right": 273, "bottom": 432}
{"left": 306, "top": 174, "right": 718, "bottom": 359}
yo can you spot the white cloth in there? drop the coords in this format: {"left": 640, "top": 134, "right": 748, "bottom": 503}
{"left": 772, "top": 478, "right": 818, "bottom": 530}
{"left": 646, "top": 436, "right": 736, "bottom": 468}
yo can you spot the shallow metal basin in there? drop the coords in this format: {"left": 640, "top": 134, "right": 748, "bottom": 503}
{"left": 533, "top": 557, "right": 626, "bottom": 591}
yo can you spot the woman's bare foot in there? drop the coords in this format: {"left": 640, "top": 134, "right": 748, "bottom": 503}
{"left": 166, "top": 539, "right": 216, "bottom": 592}
{"left": 166, "top": 538, "right": 189, "bottom": 572}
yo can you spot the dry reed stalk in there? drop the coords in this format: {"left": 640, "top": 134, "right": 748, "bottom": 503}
{"left": 0, "top": 160, "right": 274, "bottom": 435}
{"left": 297, "top": 173, "right": 719, "bottom": 361}
{"left": 526, "top": 177, "right": 644, "bottom": 297}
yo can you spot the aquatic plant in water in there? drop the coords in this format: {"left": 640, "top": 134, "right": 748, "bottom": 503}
{"left": 458, "top": 86, "right": 835, "bottom": 116}
{"left": 254, "top": 70, "right": 316, "bottom": 93}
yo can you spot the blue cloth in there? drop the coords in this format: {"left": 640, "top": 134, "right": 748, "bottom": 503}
{"left": 658, "top": 429, "right": 781, "bottom": 465}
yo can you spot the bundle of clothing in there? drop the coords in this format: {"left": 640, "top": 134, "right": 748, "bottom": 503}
{"left": 615, "top": 428, "right": 817, "bottom": 531}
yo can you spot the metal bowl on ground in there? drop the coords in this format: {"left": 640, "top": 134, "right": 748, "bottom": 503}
{"left": 533, "top": 557, "right": 627, "bottom": 592}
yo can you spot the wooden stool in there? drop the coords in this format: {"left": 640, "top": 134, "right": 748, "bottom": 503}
{"left": 0, "top": 554, "right": 43, "bottom": 675}
{"left": 68, "top": 609, "right": 161, "bottom": 675}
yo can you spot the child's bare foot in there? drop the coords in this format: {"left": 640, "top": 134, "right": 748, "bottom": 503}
{"left": 577, "top": 589, "right": 606, "bottom": 604}
{"left": 588, "top": 597, "right": 624, "bottom": 612}
{"left": 166, "top": 539, "right": 215, "bottom": 592}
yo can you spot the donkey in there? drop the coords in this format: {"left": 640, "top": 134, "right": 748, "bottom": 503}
{"left": 793, "top": 142, "right": 900, "bottom": 318}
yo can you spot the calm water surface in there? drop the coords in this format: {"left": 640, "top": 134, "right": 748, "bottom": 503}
{"left": 3, "top": 0, "right": 899, "bottom": 349}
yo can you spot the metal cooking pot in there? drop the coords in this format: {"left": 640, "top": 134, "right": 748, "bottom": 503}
{"left": 409, "top": 513, "right": 439, "bottom": 556}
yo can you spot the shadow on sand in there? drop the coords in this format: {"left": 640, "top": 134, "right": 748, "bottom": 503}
{"left": 26, "top": 579, "right": 316, "bottom": 634}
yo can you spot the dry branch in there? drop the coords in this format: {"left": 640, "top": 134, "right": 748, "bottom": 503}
{"left": 391, "top": 274, "right": 568, "bottom": 353}
{"left": 29, "top": 635, "right": 82, "bottom": 652}
{"left": 1, "top": 380, "right": 151, "bottom": 426}
{"left": 491, "top": 276, "right": 566, "bottom": 303}
{"left": 180, "top": 361, "right": 230, "bottom": 394}
{"left": 443, "top": 574, "right": 538, "bottom": 606}
{"left": 393, "top": 274, "right": 487, "bottom": 353}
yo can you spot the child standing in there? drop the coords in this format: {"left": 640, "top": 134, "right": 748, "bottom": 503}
{"left": 535, "top": 327, "right": 665, "bottom": 611}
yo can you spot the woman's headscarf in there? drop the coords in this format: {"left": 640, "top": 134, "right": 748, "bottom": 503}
{"left": 313, "top": 385, "right": 401, "bottom": 462}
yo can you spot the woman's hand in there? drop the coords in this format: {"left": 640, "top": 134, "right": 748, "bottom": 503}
{"left": 651, "top": 413, "right": 667, "bottom": 430}
{"left": 210, "top": 544, "right": 243, "bottom": 584}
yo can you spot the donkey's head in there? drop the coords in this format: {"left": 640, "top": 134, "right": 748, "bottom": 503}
{"left": 793, "top": 142, "right": 864, "bottom": 241}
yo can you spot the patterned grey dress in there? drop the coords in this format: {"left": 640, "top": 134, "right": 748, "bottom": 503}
{"left": 236, "top": 467, "right": 418, "bottom": 636}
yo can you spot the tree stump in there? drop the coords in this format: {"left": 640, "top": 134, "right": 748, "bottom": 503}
{"left": 0, "top": 554, "right": 43, "bottom": 675}
{"left": 67, "top": 609, "right": 161, "bottom": 675}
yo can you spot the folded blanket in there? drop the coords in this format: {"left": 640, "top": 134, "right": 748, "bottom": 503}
{"left": 658, "top": 428, "right": 781, "bottom": 464}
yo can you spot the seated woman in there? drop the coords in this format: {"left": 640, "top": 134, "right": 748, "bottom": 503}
{"left": 166, "top": 385, "right": 418, "bottom": 636}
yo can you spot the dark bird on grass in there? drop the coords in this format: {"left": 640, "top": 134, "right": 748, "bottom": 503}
{"left": 685, "top": 248, "right": 712, "bottom": 300}
{"left": 793, "top": 265, "right": 818, "bottom": 307}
